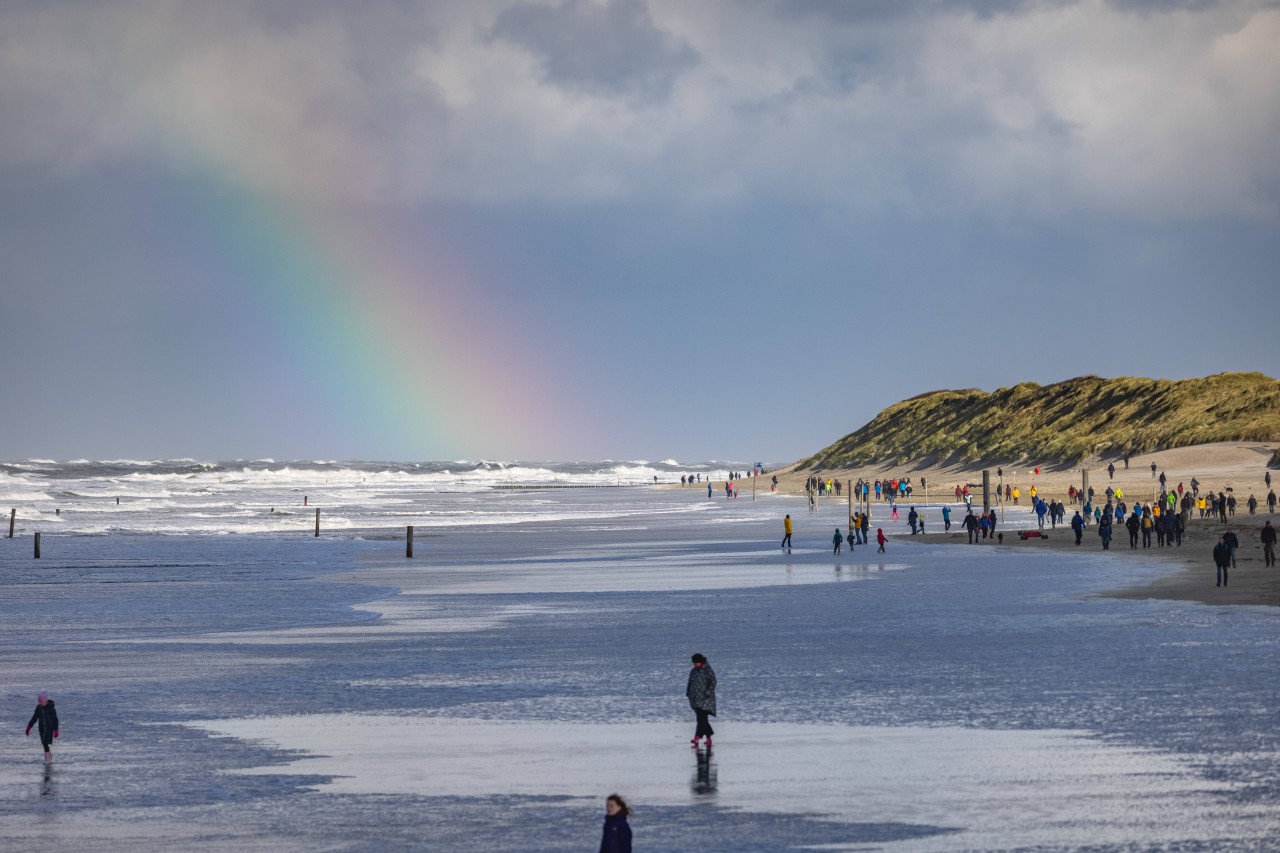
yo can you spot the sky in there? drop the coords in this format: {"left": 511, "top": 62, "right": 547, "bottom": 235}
{"left": 1, "top": 0, "right": 1278, "bottom": 464}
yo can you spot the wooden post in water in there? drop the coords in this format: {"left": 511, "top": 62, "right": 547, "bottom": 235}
{"left": 8, "top": 508, "right": 14, "bottom": 538}
{"left": 406, "top": 525, "right": 414, "bottom": 558}
{"left": 314, "top": 507, "right": 320, "bottom": 537}
{"left": 982, "top": 470, "right": 991, "bottom": 515}
{"left": 1081, "top": 469, "right": 1090, "bottom": 508}
{"left": 304, "top": 496, "right": 309, "bottom": 506}
{"left": 34, "top": 532, "right": 41, "bottom": 559}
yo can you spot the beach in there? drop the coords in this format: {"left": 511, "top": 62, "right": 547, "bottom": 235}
{"left": 3, "top": 453, "right": 1280, "bottom": 850}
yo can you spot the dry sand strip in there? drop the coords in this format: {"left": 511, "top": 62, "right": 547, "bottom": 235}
{"left": 757, "top": 441, "right": 1278, "bottom": 608}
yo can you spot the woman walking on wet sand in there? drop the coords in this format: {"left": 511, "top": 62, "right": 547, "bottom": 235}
{"left": 687, "top": 653, "right": 716, "bottom": 748}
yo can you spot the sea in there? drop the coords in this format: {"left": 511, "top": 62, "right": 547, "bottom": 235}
{"left": 2, "top": 459, "right": 1279, "bottom": 851}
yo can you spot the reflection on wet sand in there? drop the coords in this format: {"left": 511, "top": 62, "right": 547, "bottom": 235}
{"left": 692, "top": 746, "right": 717, "bottom": 797}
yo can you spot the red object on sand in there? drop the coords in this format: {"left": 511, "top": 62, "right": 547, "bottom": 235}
{"left": 1018, "top": 530, "right": 1045, "bottom": 540}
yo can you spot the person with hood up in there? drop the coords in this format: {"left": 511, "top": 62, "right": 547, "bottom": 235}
{"left": 599, "top": 793, "right": 633, "bottom": 853}
{"left": 833, "top": 528, "right": 843, "bottom": 554}
{"left": 941, "top": 505, "right": 952, "bottom": 532}
{"left": 686, "top": 653, "right": 717, "bottom": 748}
{"left": 781, "top": 515, "right": 793, "bottom": 552}
{"left": 1097, "top": 514, "right": 1113, "bottom": 550}
{"left": 876, "top": 528, "right": 887, "bottom": 553}
{"left": 26, "top": 692, "right": 59, "bottom": 762}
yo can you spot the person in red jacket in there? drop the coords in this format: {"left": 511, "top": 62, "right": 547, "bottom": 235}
{"left": 876, "top": 528, "right": 887, "bottom": 553}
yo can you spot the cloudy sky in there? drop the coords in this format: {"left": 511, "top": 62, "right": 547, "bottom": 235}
{"left": 1, "top": 0, "right": 1277, "bottom": 463}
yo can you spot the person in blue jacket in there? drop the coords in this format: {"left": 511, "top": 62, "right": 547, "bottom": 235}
{"left": 941, "top": 505, "right": 951, "bottom": 531}
{"left": 1070, "top": 511, "right": 1085, "bottom": 545}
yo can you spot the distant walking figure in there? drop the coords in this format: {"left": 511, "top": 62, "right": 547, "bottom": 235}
{"left": 781, "top": 515, "right": 793, "bottom": 552}
{"left": 1262, "top": 521, "right": 1277, "bottom": 568}
{"left": 1213, "top": 537, "right": 1230, "bottom": 587}
{"left": 876, "top": 528, "right": 887, "bottom": 553}
{"left": 26, "top": 693, "right": 59, "bottom": 762}
{"left": 687, "top": 654, "right": 717, "bottom": 748}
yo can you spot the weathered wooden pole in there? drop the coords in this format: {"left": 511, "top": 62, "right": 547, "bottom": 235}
{"left": 847, "top": 480, "right": 853, "bottom": 531}
{"left": 304, "top": 496, "right": 309, "bottom": 506}
{"left": 314, "top": 507, "right": 320, "bottom": 537}
{"left": 34, "top": 532, "right": 41, "bottom": 559}
{"left": 406, "top": 525, "right": 414, "bottom": 558}
{"left": 982, "top": 469, "right": 991, "bottom": 515}
{"left": 8, "top": 508, "right": 14, "bottom": 538}
{"left": 1082, "top": 470, "right": 1090, "bottom": 507}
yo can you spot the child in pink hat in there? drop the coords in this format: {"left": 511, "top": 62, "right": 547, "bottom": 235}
{"left": 26, "top": 693, "right": 59, "bottom": 761}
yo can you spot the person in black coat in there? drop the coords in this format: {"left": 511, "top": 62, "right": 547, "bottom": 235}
{"left": 686, "top": 653, "right": 717, "bottom": 748}
{"left": 1223, "top": 528, "right": 1240, "bottom": 568}
{"left": 26, "top": 692, "right": 59, "bottom": 762}
{"left": 1213, "top": 538, "right": 1230, "bottom": 587}
{"left": 1262, "top": 521, "right": 1277, "bottom": 568}
{"left": 599, "top": 793, "right": 633, "bottom": 853}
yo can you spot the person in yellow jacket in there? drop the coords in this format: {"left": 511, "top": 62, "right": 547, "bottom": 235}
{"left": 1115, "top": 488, "right": 1124, "bottom": 500}
{"left": 1197, "top": 496, "right": 1207, "bottom": 518}
{"left": 1030, "top": 485, "right": 1038, "bottom": 500}
{"left": 1012, "top": 487, "right": 1021, "bottom": 505}
{"left": 781, "top": 514, "right": 793, "bottom": 552}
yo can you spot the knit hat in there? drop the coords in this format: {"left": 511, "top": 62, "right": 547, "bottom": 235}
{"left": 37, "top": 692, "right": 48, "bottom": 702}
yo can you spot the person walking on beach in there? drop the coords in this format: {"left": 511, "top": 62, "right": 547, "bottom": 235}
{"left": 1223, "top": 528, "right": 1239, "bottom": 568}
{"left": 1071, "top": 511, "right": 1085, "bottom": 545}
{"left": 1098, "top": 515, "right": 1113, "bottom": 550}
{"left": 861, "top": 512, "right": 870, "bottom": 545}
{"left": 1262, "top": 521, "right": 1277, "bottom": 568}
{"left": 962, "top": 510, "right": 979, "bottom": 544}
{"left": 26, "top": 692, "right": 59, "bottom": 762}
{"left": 876, "top": 528, "right": 887, "bottom": 553}
{"left": 941, "top": 505, "right": 951, "bottom": 532}
{"left": 1269, "top": 490, "right": 1277, "bottom": 513}
{"left": 599, "top": 794, "right": 633, "bottom": 853}
{"left": 781, "top": 515, "right": 793, "bottom": 552}
{"left": 1213, "top": 537, "right": 1230, "bottom": 587}
{"left": 908, "top": 507, "right": 919, "bottom": 535}
{"left": 1108, "top": 462, "right": 1115, "bottom": 480}
{"left": 686, "top": 654, "right": 716, "bottom": 748}
{"left": 1126, "top": 511, "right": 1140, "bottom": 549}
{"left": 1141, "top": 512, "right": 1153, "bottom": 548}
{"left": 833, "top": 528, "right": 843, "bottom": 554}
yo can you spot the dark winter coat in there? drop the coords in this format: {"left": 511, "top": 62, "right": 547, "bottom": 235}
{"left": 687, "top": 664, "right": 717, "bottom": 715}
{"left": 1263, "top": 526, "right": 1277, "bottom": 546}
{"left": 28, "top": 700, "right": 58, "bottom": 742}
{"left": 1213, "top": 543, "right": 1230, "bottom": 568}
{"left": 600, "top": 813, "right": 632, "bottom": 853}
{"left": 1223, "top": 531, "right": 1239, "bottom": 550}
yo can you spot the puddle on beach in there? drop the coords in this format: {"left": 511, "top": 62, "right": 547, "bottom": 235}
{"left": 185, "top": 716, "right": 1272, "bottom": 850}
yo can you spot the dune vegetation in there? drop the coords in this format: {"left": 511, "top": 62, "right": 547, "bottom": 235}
{"left": 800, "top": 373, "right": 1280, "bottom": 471}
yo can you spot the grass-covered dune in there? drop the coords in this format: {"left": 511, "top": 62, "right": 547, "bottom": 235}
{"left": 801, "top": 372, "right": 1280, "bottom": 470}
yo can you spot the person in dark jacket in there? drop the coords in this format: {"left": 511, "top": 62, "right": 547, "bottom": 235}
{"left": 1125, "top": 512, "right": 1141, "bottom": 548}
{"left": 1071, "top": 511, "right": 1085, "bottom": 545}
{"left": 26, "top": 692, "right": 59, "bottom": 762}
{"left": 1223, "top": 528, "right": 1239, "bottom": 568}
{"left": 599, "top": 793, "right": 633, "bottom": 853}
{"left": 686, "top": 653, "right": 716, "bottom": 748}
{"left": 1262, "top": 521, "right": 1277, "bottom": 568}
{"left": 962, "top": 510, "right": 979, "bottom": 544}
{"left": 1213, "top": 537, "right": 1231, "bottom": 587}
{"left": 1097, "top": 515, "right": 1113, "bottom": 550}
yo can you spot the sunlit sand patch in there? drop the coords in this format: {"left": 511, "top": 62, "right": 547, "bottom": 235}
{"left": 184, "top": 716, "right": 1274, "bottom": 850}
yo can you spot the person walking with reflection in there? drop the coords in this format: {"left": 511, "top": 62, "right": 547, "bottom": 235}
{"left": 599, "top": 793, "right": 632, "bottom": 853}
{"left": 26, "top": 692, "right": 59, "bottom": 762}
{"left": 687, "top": 653, "right": 716, "bottom": 748}
{"left": 781, "top": 514, "right": 793, "bottom": 552}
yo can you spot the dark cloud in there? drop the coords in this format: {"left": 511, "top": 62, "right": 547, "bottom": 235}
{"left": 489, "top": 0, "right": 698, "bottom": 99}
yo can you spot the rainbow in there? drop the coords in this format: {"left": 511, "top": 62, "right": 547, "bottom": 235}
{"left": 147, "top": 114, "right": 576, "bottom": 459}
